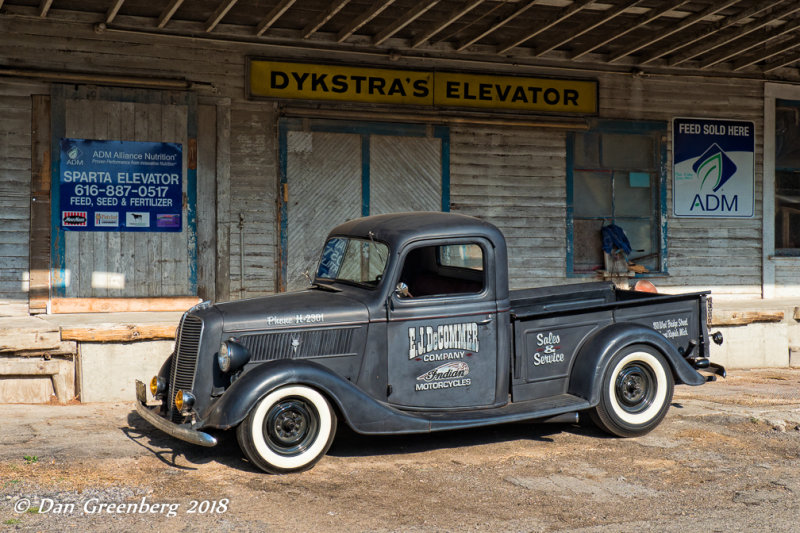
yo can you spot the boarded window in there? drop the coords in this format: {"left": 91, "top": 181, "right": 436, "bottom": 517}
{"left": 569, "top": 123, "right": 666, "bottom": 274}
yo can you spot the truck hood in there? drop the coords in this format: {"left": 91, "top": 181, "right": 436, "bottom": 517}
{"left": 214, "top": 288, "right": 370, "bottom": 333}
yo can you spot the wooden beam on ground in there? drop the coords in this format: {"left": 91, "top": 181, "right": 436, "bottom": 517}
{"left": 205, "top": 0, "right": 238, "bottom": 32}
{"left": 373, "top": 0, "right": 438, "bottom": 46}
{"left": 641, "top": 0, "right": 783, "bottom": 65}
{"left": 458, "top": 0, "right": 537, "bottom": 51}
{"left": 50, "top": 297, "right": 200, "bottom": 313}
{"left": 256, "top": 0, "right": 296, "bottom": 36}
{"left": 607, "top": 0, "right": 741, "bottom": 63}
{"left": 711, "top": 310, "right": 784, "bottom": 326}
{"left": 302, "top": 0, "right": 351, "bottom": 39}
{"left": 733, "top": 35, "right": 800, "bottom": 71}
{"left": 670, "top": 1, "right": 800, "bottom": 67}
{"left": 411, "top": 0, "right": 484, "bottom": 48}
{"left": 533, "top": 0, "right": 642, "bottom": 58}
{"left": 337, "top": 0, "right": 396, "bottom": 42}
{"left": 0, "top": 359, "right": 71, "bottom": 403}
{"left": 157, "top": 0, "right": 185, "bottom": 29}
{"left": 571, "top": 0, "right": 688, "bottom": 60}
{"left": 60, "top": 324, "right": 177, "bottom": 342}
{"left": 105, "top": 0, "right": 125, "bottom": 24}
{"left": 496, "top": 0, "right": 593, "bottom": 54}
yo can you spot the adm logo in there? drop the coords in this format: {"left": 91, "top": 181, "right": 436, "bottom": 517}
{"left": 64, "top": 145, "right": 84, "bottom": 166}
{"left": 689, "top": 144, "right": 738, "bottom": 213}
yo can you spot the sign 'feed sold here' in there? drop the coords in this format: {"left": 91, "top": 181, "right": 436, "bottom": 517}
{"left": 249, "top": 60, "right": 597, "bottom": 115}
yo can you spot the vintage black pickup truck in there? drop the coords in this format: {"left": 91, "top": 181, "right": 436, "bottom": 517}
{"left": 136, "top": 212, "right": 724, "bottom": 474}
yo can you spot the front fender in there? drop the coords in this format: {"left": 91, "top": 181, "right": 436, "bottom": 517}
{"left": 568, "top": 322, "right": 705, "bottom": 405}
{"left": 198, "top": 359, "right": 431, "bottom": 435}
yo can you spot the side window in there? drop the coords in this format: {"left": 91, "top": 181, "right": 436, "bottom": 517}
{"left": 568, "top": 122, "right": 666, "bottom": 275}
{"left": 775, "top": 99, "right": 800, "bottom": 253}
{"left": 399, "top": 243, "right": 485, "bottom": 298}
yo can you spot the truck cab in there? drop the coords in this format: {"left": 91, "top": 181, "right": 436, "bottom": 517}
{"left": 136, "top": 212, "right": 723, "bottom": 474}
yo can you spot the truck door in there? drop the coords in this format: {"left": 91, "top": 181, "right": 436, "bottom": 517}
{"left": 386, "top": 239, "right": 498, "bottom": 409}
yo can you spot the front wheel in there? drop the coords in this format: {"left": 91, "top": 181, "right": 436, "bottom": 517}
{"left": 589, "top": 345, "right": 674, "bottom": 438}
{"left": 236, "top": 385, "right": 337, "bottom": 474}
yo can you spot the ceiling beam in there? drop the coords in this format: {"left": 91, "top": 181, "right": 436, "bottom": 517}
{"left": 458, "top": 0, "right": 537, "bottom": 52}
{"left": 105, "top": 0, "right": 126, "bottom": 24}
{"left": 337, "top": 0, "right": 396, "bottom": 42}
{"left": 763, "top": 50, "right": 800, "bottom": 73}
{"left": 533, "top": 0, "right": 643, "bottom": 58}
{"left": 302, "top": 0, "right": 351, "bottom": 39}
{"left": 699, "top": 16, "right": 800, "bottom": 69}
{"left": 732, "top": 34, "right": 800, "bottom": 71}
{"left": 411, "top": 0, "right": 485, "bottom": 49}
{"left": 670, "top": 1, "right": 800, "bottom": 67}
{"left": 38, "top": 0, "right": 53, "bottom": 18}
{"left": 496, "top": 0, "right": 593, "bottom": 55}
{"left": 571, "top": 0, "right": 689, "bottom": 60}
{"left": 157, "top": 0, "right": 185, "bottom": 29}
{"left": 641, "top": 0, "right": 784, "bottom": 65}
{"left": 255, "top": 0, "right": 296, "bottom": 37}
{"left": 606, "top": 0, "right": 742, "bottom": 63}
{"left": 373, "top": 0, "right": 439, "bottom": 46}
{"left": 205, "top": 0, "right": 239, "bottom": 33}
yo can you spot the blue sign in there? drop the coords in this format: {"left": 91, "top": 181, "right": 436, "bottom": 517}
{"left": 59, "top": 139, "right": 183, "bottom": 231}
{"left": 673, "top": 118, "right": 754, "bottom": 218}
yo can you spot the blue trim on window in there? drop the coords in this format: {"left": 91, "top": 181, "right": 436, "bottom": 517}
{"left": 438, "top": 125, "right": 451, "bottom": 212}
{"left": 566, "top": 120, "right": 668, "bottom": 278}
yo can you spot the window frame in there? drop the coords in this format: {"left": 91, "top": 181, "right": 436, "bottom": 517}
{"left": 773, "top": 98, "right": 800, "bottom": 256}
{"left": 566, "top": 119, "right": 668, "bottom": 277}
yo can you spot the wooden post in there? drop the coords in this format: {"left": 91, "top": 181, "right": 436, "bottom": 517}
{"left": 29, "top": 94, "right": 51, "bottom": 314}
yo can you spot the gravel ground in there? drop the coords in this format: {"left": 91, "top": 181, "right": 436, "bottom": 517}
{"left": 1, "top": 369, "right": 799, "bottom": 532}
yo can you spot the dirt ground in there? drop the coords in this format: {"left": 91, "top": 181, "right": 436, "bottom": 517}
{"left": 2, "top": 369, "right": 800, "bottom": 532}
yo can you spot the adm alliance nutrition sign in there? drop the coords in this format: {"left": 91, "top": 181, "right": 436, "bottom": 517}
{"left": 249, "top": 60, "right": 597, "bottom": 115}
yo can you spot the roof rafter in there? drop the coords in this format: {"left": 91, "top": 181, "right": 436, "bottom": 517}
{"left": 533, "top": 0, "right": 643, "bottom": 58}
{"left": 496, "top": 0, "right": 594, "bottom": 55}
{"left": 256, "top": 0, "right": 296, "bottom": 37}
{"left": 337, "top": 0, "right": 396, "bottom": 43}
{"left": 699, "top": 15, "right": 800, "bottom": 69}
{"left": 38, "top": 0, "right": 52, "bottom": 18}
{"left": 458, "top": 0, "right": 537, "bottom": 52}
{"left": 157, "top": 0, "right": 185, "bottom": 29}
{"left": 669, "top": 1, "right": 800, "bottom": 67}
{"left": 732, "top": 33, "right": 800, "bottom": 71}
{"left": 607, "top": 0, "right": 742, "bottom": 63}
{"left": 641, "top": 0, "right": 784, "bottom": 65}
{"left": 105, "top": 0, "right": 125, "bottom": 24}
{"left": 571, "top": 0, "right": 689, "bottom": 60}
{"left": 373, "top": 0, "right": 439, "bottom": 46}
{"left": 763, "top": 49, "right": 800, "bottom": 72}
{"left": 302, "top": 0, "right": 351, "bottom": 39}
{"left": 411, "top": 0, "right": 485, "bottom": 49}
{"left": 205, "top": 0, "right": 239, "bottom": 33}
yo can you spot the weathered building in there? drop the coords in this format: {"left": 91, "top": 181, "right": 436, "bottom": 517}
{"left": 2, "top": 0, "right": 800, "bottom": 401}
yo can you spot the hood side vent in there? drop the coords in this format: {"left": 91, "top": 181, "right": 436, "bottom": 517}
{"left": 240, "top": 326, "right": 360, "bottom": 361}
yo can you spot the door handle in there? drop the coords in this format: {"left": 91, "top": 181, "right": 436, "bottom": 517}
{"left": 477, "top": 317, "right": 493, "bottom": 326}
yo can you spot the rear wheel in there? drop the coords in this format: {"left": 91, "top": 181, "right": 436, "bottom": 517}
{"left": 237, "top": 385, "right": 336, "bottom": 474}
{"left": 589, "top": 345, "right": 674, "bottom": 437}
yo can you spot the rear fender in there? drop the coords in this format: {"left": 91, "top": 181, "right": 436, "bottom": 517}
{"left": 199, "top": 359, "right": 430, "bottom": 434}
{"left": 568, "top": 322, "right": 705, "bottom": 405}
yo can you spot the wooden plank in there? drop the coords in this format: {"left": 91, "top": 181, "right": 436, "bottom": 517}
{"left": 711, "top": 311, "right": 785, "bottom": 327}
{"left": 50, "top": 297, "right": 200, "bottom": 313}
{"left": 215, "top": 102, "right": 231, "bottom": 301}
{"left": 60, "top": 324, "right": 177, "bottom": 342}
{"left": 29, "top": 95, "right": 50, "bottom": 312}
{"left": 197, "top": 104, "right": 217, "bottom": 301}
{"left": 118, "top": 101, "right": 136, "bottom": 297}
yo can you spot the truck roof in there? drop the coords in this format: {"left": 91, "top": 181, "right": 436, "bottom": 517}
{"left": 327, "top": 212, "right": 506, "bottom": 250}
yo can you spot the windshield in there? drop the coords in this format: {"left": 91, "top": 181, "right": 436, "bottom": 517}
{"left": 316, "top": 237, "right": 389, "bottom": 288}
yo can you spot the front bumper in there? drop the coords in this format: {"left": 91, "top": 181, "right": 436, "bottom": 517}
{"left": 134, "top": 380, "right": 218, "bottom": 447}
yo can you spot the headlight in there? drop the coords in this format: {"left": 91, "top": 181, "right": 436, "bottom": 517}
{"left": 174, "top": 390, "right": 195, "bottom": 412}
{"left": 150, "top": 376, "right": 166, "bottom": 397}
{"left": 217, "top": 339, "right": 250, "bottom": 373}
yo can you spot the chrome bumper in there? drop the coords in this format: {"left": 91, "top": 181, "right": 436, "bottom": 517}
{"left": 134, "top": 380, "right": 217, "bottom": 447}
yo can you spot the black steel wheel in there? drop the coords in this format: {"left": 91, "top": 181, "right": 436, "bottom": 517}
{"left": 589, "top": 344, "right": 674, "bottom": 438}
{"left": 237, "top": 385, "right": 336, "bottom": 474}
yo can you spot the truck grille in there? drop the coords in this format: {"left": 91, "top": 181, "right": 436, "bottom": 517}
{"left": 168, "top": 315, "right": 203, "bottom": 422}
{"left": 240, "top": 327, "right": 358, "bottom": 361}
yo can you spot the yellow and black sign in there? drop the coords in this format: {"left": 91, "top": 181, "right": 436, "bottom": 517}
{"left": 249, "top": 60, "right": 597, "bottom": 115}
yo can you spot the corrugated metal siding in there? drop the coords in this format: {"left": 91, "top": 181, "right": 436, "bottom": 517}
{"left": 286, "top": 131, "right": 362, "bottom": 291}
{"left": 0, "top": 82, "right": 37, "bottom": 316}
